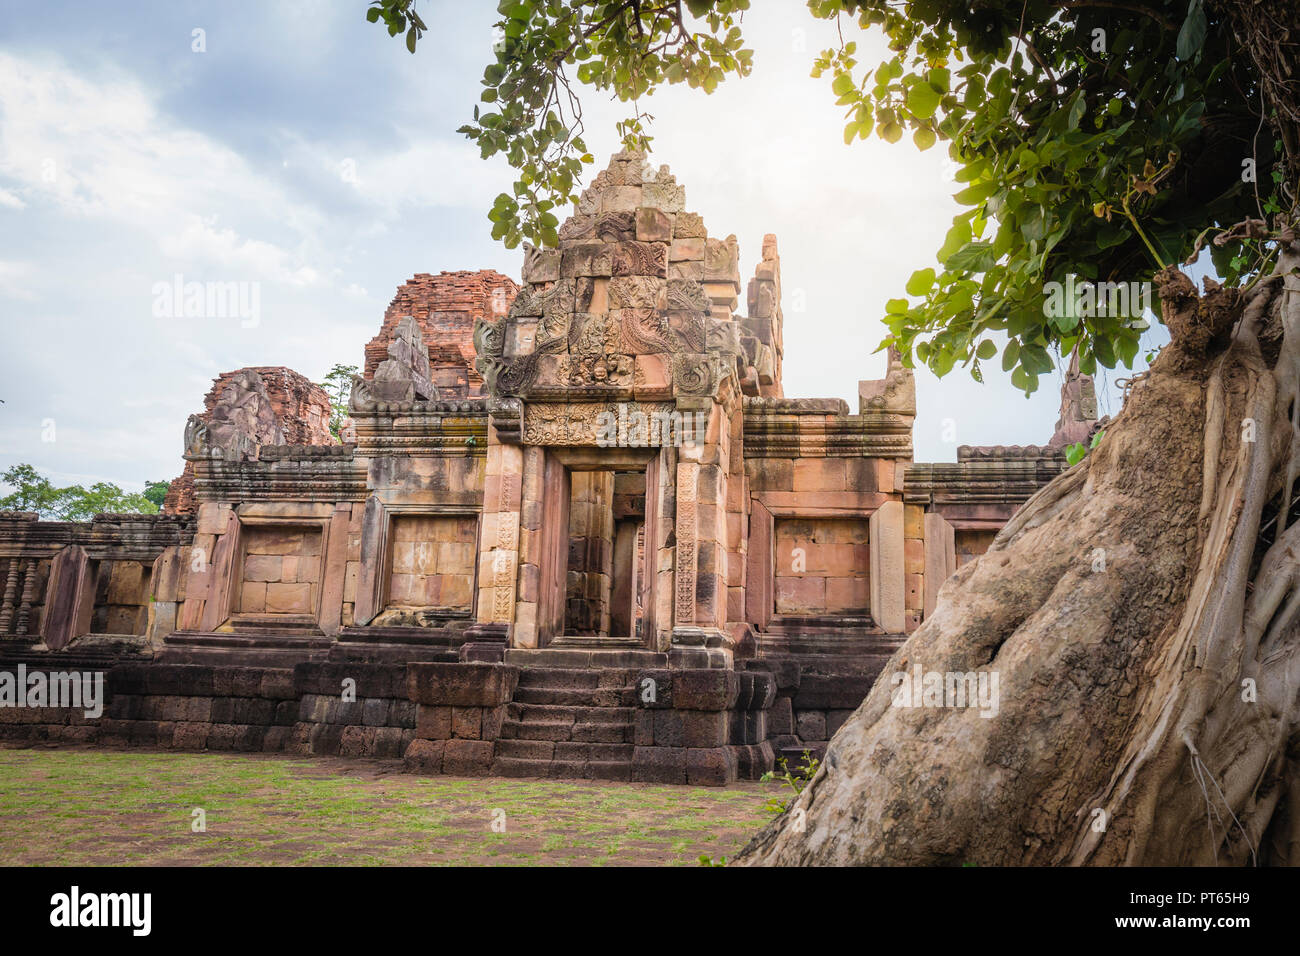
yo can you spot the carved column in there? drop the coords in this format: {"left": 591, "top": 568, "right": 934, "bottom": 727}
{"left": 15, "top": 560, "right": 35, "bottom": 636}
{"left": 0, "top": 558, "right": 18, "bottom": 633}
{"left": 674, "top": 459, "right": 698, "bottom": 627}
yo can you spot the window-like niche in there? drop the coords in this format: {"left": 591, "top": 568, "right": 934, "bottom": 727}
{"left": 238, "top": 525, "right": 323, "bottom": 615}
{"left": 90, "top": 559, "right": 153, "bottom": 635}
{"left": 384, "top": 514, "right": 477, "bottom": 614}
{"left": 773, "top": 517, "right": 870, "bottom": 618}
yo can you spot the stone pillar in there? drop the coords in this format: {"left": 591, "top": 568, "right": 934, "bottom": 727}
{"left": 674, "top": 458, "right": 699, "bottom": 628}
{"left": 476, "top": 435, "right": 524, "bottom": 632}
{"left": 923, "top": 512, "right": 956, "bottom": 618}
{"left": 0, "top": 558, "right": 20, "bottom": 633}
{"left": 41, "top": 545, "right": 95, "bottom": 650}
{"left": 15, "top": 559, "right": 36, "bottom": 636}
{"left": 610, "top": 519, "right": 639, "bottom": 638}
{"left": 868, "top": 501, "right": 906, "bottom": 633}
{"left": 903, "top": 504, "right": 925, "bottom": 632}
{"left": 146, "top": 545, "right": 187, "bottom": 647}
{"left": 565, "top": 471, "right": 614, "bottom": 635}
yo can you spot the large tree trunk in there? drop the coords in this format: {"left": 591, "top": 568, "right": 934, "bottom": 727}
{"left": 737, "top": 247, "right": 1300, "bottom": 866}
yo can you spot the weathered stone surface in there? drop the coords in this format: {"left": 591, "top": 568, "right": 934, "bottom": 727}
{"left": 635, "top": 207, "right": 672, "bottom": 242}
{"left": 163, "top": 367, "right": 334, "bottom": 514}
{"left": 406, "top": 663, "right": 520, "bottom": 706}
{"left": 369, "top": 315, "right": 436, "bottom": 402}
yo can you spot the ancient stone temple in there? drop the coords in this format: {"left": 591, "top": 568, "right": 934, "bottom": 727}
{"left": 0, "top": 153, "right": 1091, "bottom": 784}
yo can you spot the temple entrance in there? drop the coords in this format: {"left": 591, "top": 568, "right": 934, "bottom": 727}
{"left": 562, "top": 470, "right": 647, "bottom": 639}
{"left": 537, "top": 449, "right": 659, "bottom": 648}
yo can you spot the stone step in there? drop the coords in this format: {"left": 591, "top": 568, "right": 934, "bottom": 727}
{"left": 491, "top": 756, "right": 552, "bottom": 778}
{"left": 490, "top": 756, "right": 633, "bottom": 782}
{"left": 553, "top": 741, "right": 633, "bottom": 761}
{"left": 506, "top": 702, "right": 635, "bottom": 725}
{"left": 515, "top": 667, "right": 636, "bottom": 690}
{"left": 514, "top": 685, "right": 637, "bottom": 707}
{"left": 494, "top": 739, "right": 557, "bottom": 760}
{"left": 499, "top": 718, "right": 634, "bottom": 744}
{"left": 497, "top": 739, "right": 632, "bottom": 761}
{"left": 499, "top": 720, "right": 576, "bottom": 741}
{"left": 506, "top": 648, "right": 667, "bottom": 669}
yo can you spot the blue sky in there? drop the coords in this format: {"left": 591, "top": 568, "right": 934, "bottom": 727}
{"left": 0, "top": 1, "right": 1163, "bottom": 495}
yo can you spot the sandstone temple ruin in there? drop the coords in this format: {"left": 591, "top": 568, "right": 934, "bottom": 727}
{"left": 0, "top": 153, "right": 1097, "bottom": 784}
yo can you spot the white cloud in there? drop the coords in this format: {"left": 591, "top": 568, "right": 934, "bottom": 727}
{"left": 0, "top": 260, "right": 36, "bottom": 300}
{"left": 158, "top": 215, "right": 321, "bottom": 286}
{"left": 0, "top": 52, "right": 323, "bottom": 278}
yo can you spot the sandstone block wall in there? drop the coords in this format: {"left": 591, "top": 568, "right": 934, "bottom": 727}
{"left": 403, "top": 661, "right": 519, "bottom": 775}
{"left": 0, "top": 662, "right": 416, "bottom": 759}
{"left": 385, "top": 514, "right": 477, "bottom": 613}
{"left": 629, "top": 667, "right": 775, "bottom": 786}
{"left": 773, "top": 517, "right": 871, "bottom": 616}
{"left": 238, "top": 526, "right": 323, "bottom": 616}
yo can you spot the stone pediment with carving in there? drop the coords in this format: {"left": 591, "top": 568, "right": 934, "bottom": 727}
{"left": 474, "top": 151, "right": 748, "bottom": 411}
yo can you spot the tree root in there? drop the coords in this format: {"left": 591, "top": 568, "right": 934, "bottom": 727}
{"left": 737, "top": 245, "right": 1300, "bottom": 867}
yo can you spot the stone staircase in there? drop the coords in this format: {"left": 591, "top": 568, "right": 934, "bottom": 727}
{"left": 491, "top": 667, "right": 638, "bottom": 781}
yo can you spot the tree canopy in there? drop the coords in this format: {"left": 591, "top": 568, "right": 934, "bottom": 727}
{"left": 369, "top": 0, "right": 1298, "bottom": 394}
{"left": 0, "top": 464, "right": 159, "bottom": 521}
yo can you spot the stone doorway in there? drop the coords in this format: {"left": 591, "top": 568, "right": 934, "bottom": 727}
{"left": 538, "top": 448, "right": 660, "bottom": 649}
{"left": 562, "top": 469, "right": 648, "bottom": 640}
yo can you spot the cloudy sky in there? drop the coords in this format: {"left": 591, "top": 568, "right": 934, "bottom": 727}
{"left": 0, "top": 1, "right": 1162, "bottom": 496}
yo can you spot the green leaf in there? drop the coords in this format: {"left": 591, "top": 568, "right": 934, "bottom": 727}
{"left": 944, "top": 241, "right": 996, "bottom": 273}
{"left": 905, "top": 267, "right": 936, "bottom": 296}
{"left": 885, "top": 297, "right": 910, "bottom": 314}
{"left": 1021, "top": 343, "right": 1053, "bottom": 374}
{"left": 1177, "top": 0, "right": 1207, "bottom": 61}
{"left": 953, "top": 180, "right": 995, "bottom": 205}
{"left": 913, "top": 126, "right": 937, "bottom": 151}
{"left": 1067, "top": 92, "right": 1085, "bottom": 130}
{"left": 976, "top": 339, "right": 997, "bottom": 360}
{"left": 905, "top": 81, "right": 942, "bottom": 120}
{"left": 937, "top": 219, "right": 974, "bottom": 263}
{"left": 1001, "top": 338, "right": 1020, "bottom": 371}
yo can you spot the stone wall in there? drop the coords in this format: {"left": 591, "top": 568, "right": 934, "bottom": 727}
{"left": 0, "top": 662, "right": 416, "bottom": 758}
{"left": 0, "top": 512, "right": 194, "bottom": 649}
{"left": 772, "top": 517, "right": 871, "bottom": 617}
{"left": 382, "top": 514, "right": 477, "bottom": 617}
{"left": 363, "top": 271, "right": 518, "bottom": 396}
{"left": 0, "top": 658, "right": 777, "bottom": 785}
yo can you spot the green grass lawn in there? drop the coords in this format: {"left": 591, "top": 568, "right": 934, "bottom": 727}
{"left": 0, "top": 748, "right": 771, "bottom": 866}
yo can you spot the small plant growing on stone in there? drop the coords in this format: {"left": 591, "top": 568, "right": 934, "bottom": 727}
{"left": 1065, "top": 428, "right": 1106, "bottom": 466}
{"left": 760, "top": 750, "right": 820, "bottom": 815}
{"left": 697, "top": 854, "right": 728, "bottom": 867}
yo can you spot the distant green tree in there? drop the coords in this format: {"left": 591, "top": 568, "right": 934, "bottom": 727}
{"left": 0, "top": 464, "right": 61, "bottom": 516}
{"left": 143, "top": 480, "right": 171, "bottom": 509}
{"left": 318, "top": 363, "right": 359, "bottom": 440}
{"left": 0, "top": 464, "right": 158, "bottom": 521}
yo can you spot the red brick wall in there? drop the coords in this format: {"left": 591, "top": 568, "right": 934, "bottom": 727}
{"left": 363, "top": 270, "right": 518, "bottom": 395}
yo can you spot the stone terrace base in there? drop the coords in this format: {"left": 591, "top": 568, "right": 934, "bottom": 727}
{"left": 0, "top": 655, "right": 786, "bottom": 786}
